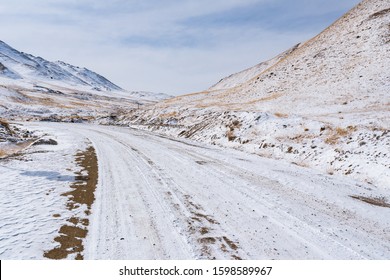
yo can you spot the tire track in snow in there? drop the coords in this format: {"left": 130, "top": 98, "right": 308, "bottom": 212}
{"left": 117, "top": 130, "right": 384, "bottom": 259}
{"left": 158, "top": 147, "right": 388, "bottom": 259}
{"left": 87, "top": 127, "right": 374, "bottom": 259}
{"left": 80, "top": 129, "right": 195, "bottom": 259}
{"left": 163, "top": 147, "right": 369, "bottom": 259}
{"left": 92, "top": 129, "right": 244, "bottom": 259}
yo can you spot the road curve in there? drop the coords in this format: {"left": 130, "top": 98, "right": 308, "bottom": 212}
{"left": 36, "top": 123, "right": 390, "bottom": 260}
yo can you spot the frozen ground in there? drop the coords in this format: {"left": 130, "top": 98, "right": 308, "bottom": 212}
{"left": 0, "top": 122, "right": 389, "bottom": 260}
{"left": 0, "top": 124, "right": 88, "bottom": 259}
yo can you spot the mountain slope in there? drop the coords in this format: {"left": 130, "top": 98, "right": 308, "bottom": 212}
{"left": 166, "top": 0, "right": 389, "bottom": 118}
{"left": 122, "top": 0, "right": 390, "bottom": 189}
{"left": 209, "top": 43, "right": 301, "bottom": 91}
{"left": 55, "top": 60, "right": 122, "bottom": 91}
{"left": 0, "top": 40, "right": 122, "bottom": 91}
{"left": 0, "top": 40, "right": 171, "bottom": 120}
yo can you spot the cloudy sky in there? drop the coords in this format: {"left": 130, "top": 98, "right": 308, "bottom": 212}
{"left": 0, "top": 0, "right": 361, "bottom": 95}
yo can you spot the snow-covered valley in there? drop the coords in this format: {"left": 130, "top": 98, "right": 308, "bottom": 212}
{"left": 0, "top": 40, "right": 171, "bottom": 121}
{"left": 0, "top": 0, "right": 389, "bottom": 261}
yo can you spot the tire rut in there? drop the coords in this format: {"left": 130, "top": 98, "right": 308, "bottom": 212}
{"left": 169, "top": 148, "right": 380, "bottom": 259}
{"left": 93, "top": 129, "right": 244, "bottom": 259}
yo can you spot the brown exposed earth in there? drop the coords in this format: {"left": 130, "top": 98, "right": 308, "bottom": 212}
{"left": 44, "top": 145, "right": 98, "bottom": 260}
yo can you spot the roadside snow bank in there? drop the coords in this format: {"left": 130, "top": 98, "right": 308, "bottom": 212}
{"left": 0, "top": 123, "right": 90, "bottom": 259}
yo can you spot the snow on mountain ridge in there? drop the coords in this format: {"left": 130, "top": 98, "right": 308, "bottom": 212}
{"left": 209, "top": 43, "right": 302, "bottom": 91}
{"left": 0, "top": 41, "right": 36, "bottom": 68}
{"left": 0, "top": 40, "right": 122, "bottom": 91}
{"left": 0, "top": 40, "right": 172, "bottom": 120}
{"left": 55, "top": 60, "right": 122, "bottom": 91}
{"left": 0, "top": 62, "right": 21, "bottom": 79}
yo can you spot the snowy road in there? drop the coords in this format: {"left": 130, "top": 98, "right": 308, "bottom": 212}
{"left": 60, "top": 123, "right": 390, "bottom": 260}
{"left": 4, "top": 123, "right": 390, "bottom": 259}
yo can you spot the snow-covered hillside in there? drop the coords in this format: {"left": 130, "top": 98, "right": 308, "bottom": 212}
{"left": 163, "top": 0, "right": 389, "bottom": 117}
{"left": 0, "top": 40, "right": 122, "bottom": 91}
{"left": 209, "top": 43, "right": 301, "bottom": 91}
{"left": 0, "top": 40, "right": 171, "bottom": 120}
{"left": 121, "top": 0, "right": 390, "bottom": 189}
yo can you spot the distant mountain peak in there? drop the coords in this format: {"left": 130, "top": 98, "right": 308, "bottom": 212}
{"left": 0, "top": 40, "right": 122, "bottom": 91}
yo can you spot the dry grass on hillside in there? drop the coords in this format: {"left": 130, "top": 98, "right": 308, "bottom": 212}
{"left": 0, "top": 118, "right": 13, "bottom": 135}
{"left": 325, "top": 126, "right": 357, "bottom": 145}
{"left": 0, "top": 149, "right": 7, "bottom": 158}
{"left": 159, "top": 111, "right": 177, "bottom": 119}
{"left": 274, "top": 112, "right": 289, "bottom": 118}
{"left": 226, "top": 120, "right": 241, "bottom": 141}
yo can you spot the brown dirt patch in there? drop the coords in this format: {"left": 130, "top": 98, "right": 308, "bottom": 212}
{"left": 62, "top": 146, "right": 98, "bottom": 210}
{"left": 274, "top": 112, "right": 288, "bottom": 118}
{"left": 222, "top": 236, "right": 239, "bottom": 250}
{"left": 195, "top": 213, "right": 219, "bottom": 225}
{"left": 199, "top": 237, "right": 217, "bottom": 244}
{"left": 370, "top": 8, "right": 390, "bottom": 19}
{"left": 0, "top": 149, "right": 7, "bottom": 158}
{"left": 0, "top": 119, "right": 13, "bottom": 135}
{"left": 191, "top": 216, "right": 202, "bottom": 222}
{"left": 232, "top": 255, "right": 242, "bottom": 260}
{"left": 44, "top": 145, "right": 98, "bottom": 260}
{"left": 350, "top": 195, "right": 390, "bottom": 208}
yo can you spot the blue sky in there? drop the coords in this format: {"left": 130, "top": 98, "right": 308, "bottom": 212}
{"left": 0, "top": 0, "right": 361, "bottom": 95}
